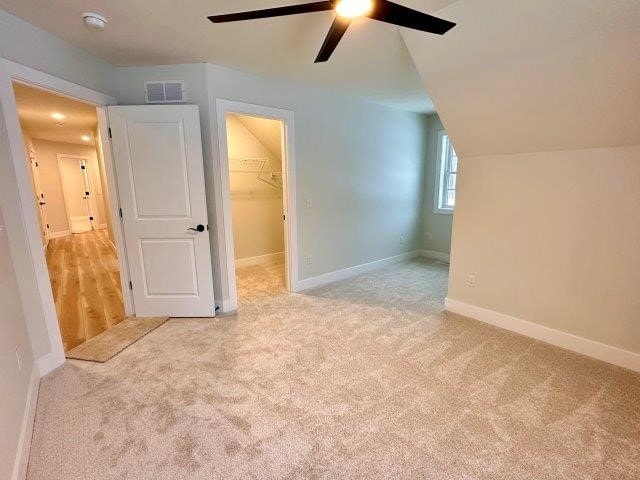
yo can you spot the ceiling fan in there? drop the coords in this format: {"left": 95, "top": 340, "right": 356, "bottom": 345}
{"left": 208, "top": 0, "right": 455, "bottom": 63}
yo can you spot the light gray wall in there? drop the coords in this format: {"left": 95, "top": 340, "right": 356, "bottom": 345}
{"left": 421, "top": 113, "right": 453, "bottom": 254}
{"left": 0, "top": 201, "right": 35, "bottom": 480}
{"left": 116, "top": 63, "right": 428, "bottom": 307}
{"left": 0, "top": 10, "right": 117, "bottom": 97}
{"left": 448, "top": 145, "right": 640, "bottom": 354}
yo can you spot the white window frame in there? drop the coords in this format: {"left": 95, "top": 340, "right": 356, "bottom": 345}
{"left": 433, "top": 130, "right": 456, "bottom": 215}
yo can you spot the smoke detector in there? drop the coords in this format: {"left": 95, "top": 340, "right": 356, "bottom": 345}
{"left": 83, "top": 12, "right": 107, "bottom": 30}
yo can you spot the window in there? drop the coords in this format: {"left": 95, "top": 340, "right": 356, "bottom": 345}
{"left": 434, "top": 130, "right": 457, "bottom": 214}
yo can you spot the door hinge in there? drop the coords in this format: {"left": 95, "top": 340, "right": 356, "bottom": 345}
{"left": 119, "top": 208, "right": 123, "bottom": 218}
{"left": 85, "top": 191, "right": 90, "bottom": 196}
{"left": 283, "top": 214, "right": 286, "bottom": 220}
{"left": 89, "top": 216, "right": 94, "bottom": 221}
{"left": 46, "top": 224, "right": 50, "bottom": 229}
{"left": 81, "top": 165, "right": 86, "bottom": 170}
{"left": 35, "top": 161, "right": 38, "bottom": 167}
{"left": 108, "top": 127, "right": 112, "bottom": 139}
{"left": 129, "top": 281, "right": 133, "bottom": 290}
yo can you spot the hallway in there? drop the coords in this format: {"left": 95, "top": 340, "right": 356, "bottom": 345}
{"left": 46, "top": 230, "right": 125, "bottom": 351}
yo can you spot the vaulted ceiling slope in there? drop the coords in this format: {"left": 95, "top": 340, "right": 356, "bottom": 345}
{"left": 0, "top": 0, "right": 457, "bottom": 112}
{"left": 402, "top": 0, "right": 640, "bottom": 157}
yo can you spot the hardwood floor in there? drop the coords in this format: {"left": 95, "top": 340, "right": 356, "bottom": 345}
{"left": 46, "top": 229, "right": 125, "bottom": 351}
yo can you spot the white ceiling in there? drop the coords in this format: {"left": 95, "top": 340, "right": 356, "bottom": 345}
{"left": 0, "top": 0, "right": 459, "bottom": 112}
{"left": 13, "top": 82, "right": 98, "bottom": 145}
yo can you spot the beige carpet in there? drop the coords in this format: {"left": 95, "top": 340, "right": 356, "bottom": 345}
{"left": 28, "top": 259, "right": 640, "bottom": 479}
{"left": 65, "top": 316, "right": 169, "bottom": 362}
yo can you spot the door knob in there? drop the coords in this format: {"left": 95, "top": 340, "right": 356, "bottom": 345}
{"left": 188, "top": 224, "right": 206, "bottom": 232}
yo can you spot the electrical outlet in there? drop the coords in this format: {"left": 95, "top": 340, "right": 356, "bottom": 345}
{"left": 305, "top": 254, "right": 313, "bottom": 265}
{"left": 466, "top": 274, "right": 476, "bottom": 287}
{"left": 400, "top": 234, "right": 406, "bottom": 245}
{"left": 15, "top": 348, "right": 22, "bottom": 371}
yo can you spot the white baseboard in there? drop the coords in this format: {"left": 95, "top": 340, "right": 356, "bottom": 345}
{"left": 48, "top": 230, "right": 71, "bottom": 239}
{"left": 96, "top": 223, "right": 108, "bottom": 230}
{"left": 295, "top": 250, "right": 420, "bottom": 292}
{"left": 36, "top": 351, "right": 65, "bottom": 377}
{"left": 235, "top": 251, "right": 284, "bottom": 269}
{"left": 421, "top": 249, "right": 450, "bottom": 263}
{"left": 444, "top": 298, "right": 640, "bottom": 373}
{"left": 11, "top": 364, "right": 40, "bottom": 480}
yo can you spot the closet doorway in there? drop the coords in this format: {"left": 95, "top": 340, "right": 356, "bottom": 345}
{"left": 216, "top": 100, "right": 298, "bottom": 311}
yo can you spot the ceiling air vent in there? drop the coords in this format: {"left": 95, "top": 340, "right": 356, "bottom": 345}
{"left": 144, "top": 81, "right": 186, "bottom": 103}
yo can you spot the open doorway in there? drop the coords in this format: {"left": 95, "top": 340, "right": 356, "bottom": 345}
{"left": 216, "top": 99, "right": 298, "bottom": 311}
{"left": 13, "top": 82, "right": 125, "bottom": 352}
{"left": 226, "top": 113, "right": 286, "bottom": 302}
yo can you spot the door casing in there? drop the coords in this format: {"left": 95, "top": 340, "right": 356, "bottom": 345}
{"left": 0, "top": 58, "right": 132, "bottom": 374}
{"left": 214, "top": 98, "right": 298, "bottom": 312}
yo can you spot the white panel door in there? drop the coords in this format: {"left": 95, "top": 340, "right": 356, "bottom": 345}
{"left": 108, "top": 105, "right": 215, "bottom": 317}
{"left": 58, "top": 155, "right": 93, "bottom": 233}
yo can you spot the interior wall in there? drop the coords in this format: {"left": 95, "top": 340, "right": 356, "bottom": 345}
{"left": 226, "top": 114, "right": 284, "bottom": 261}
{"left": 116, "top": 63, "right": 428, "bottom": 309}
{"left": 421, "top": 113, "right": 452, "bottom": 255}
{"left": 402, "top": 0, "right": 640, "bottom": 361}
{"left": 30, "top": 138, "right": 107, "bottom": 234}
{"left": 0, "top": 9, "right": 117, "bottom": 97}
{"left": 448, "top": 145, "right": 640, "bottom": 354}
{"left": 0, "top": 193, "right": 36, "bottom": 480}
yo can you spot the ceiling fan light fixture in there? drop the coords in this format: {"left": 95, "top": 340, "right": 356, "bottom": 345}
{"left": 335, "top": 0, "right": 373, "bottom": 19}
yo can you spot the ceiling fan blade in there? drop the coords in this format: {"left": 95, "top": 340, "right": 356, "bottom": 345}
{"left": 208, "top": 1, "right": 334, "bottom": 23}
{"left": 367, "top": 0, "right": 455, "bottom": 34}
{"left": 314, "top": 16, "right": 351, "bottom": 63}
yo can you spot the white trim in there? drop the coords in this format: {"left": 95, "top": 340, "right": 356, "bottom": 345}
{"left": 2, "top": 58, "right": 116, "bottom": 107}
{"left": 235, "top": 251, "right": 284, "bottom": 268}
{"left": 48, "top": 230, "right": 71, "bottom": 239}
{"left": 36, "top": 351, "right": 65, "bottom": 376}
{"left": 220, "top": 298, "right": 235, "bottom": 314}
{"left": 214, "top": 99, "right": 298, "bottom": 312}
{"left": 421, "top": 249, "right": 450, "bottom": 263}
{"left": 296, "top": 250, "right": 421, "bottom": 292}
{"left": 96, "top": 107, "right": 134, "bottom": 316}
{"left": 433, "top": 129, "right": 455, "bottom": 215}
{"left": 0, "top": 59, "right": 124, "bottom": 376}
{"left": 444, "top": 298, "right": 640, "bottom": 373}
{"left": 11, "top": 364, "right": 40, "bottom": 480}
{"left": 96, "top": 223, "right": 108, "bottom": 230}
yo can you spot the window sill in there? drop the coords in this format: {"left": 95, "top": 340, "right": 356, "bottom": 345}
{"left": 433, "top": 207, "right": 454, "bottom": 215}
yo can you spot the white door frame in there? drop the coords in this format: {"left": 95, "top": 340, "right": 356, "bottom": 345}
{"left": 215, "top": 99, "right": 298, "bottom": 312}
{"left": 26, "top": 143, "right": 50, "bottom": 247}
{"left": 56, "top": 154, "right": 94, "bottom": 233}
{"left": 0, "top": 58, "right": 132, "bottom": 375}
